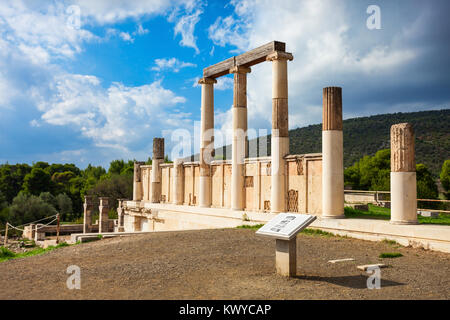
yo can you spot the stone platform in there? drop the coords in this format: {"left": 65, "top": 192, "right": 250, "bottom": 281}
{"left": 124, "top": 203, "right": 450, "bottom": 254}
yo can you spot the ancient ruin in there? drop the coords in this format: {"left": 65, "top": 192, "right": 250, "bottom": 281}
{"left": 76, "top": 41, "right": 450, "bottom": 256}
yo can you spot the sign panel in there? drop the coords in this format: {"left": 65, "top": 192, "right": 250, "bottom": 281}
{"left": 256, "top": 213, "right": 317, "bottom": 240}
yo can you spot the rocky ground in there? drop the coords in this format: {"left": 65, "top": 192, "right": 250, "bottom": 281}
{"left": 0, "top": 228, "right": 449, "bottom": 299}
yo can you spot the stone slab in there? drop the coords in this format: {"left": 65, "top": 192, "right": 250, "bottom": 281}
{"left": 357, "top": 264, "right": 387, "bottom": 271}
{"left": 328, "top": 258, "right": 355, "bottom": 264}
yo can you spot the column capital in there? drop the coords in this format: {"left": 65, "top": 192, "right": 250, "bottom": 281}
{"left": 229, "top": 66, "right": 251, "bottom": 74}
{"left": 198, "top": 77, "right": 217, "bottom": 85}
{"left": 266, "top": 51, "right": 294, "bottom": 62}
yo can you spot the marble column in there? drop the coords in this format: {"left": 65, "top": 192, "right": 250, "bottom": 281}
{"left": 117, "top": 199, "right": 125, "bottom": 232}
{"left": 151, "top": 138, "right": 164, "bottom": 203}
{"left": 267, "top": 51, "right": 293, "bottom": 213}
{"left": 98, "top": 197, "right": 110, "bottom": 233}
{"left": 83, "top": 195, "right": 93, "bottom": 234}
{"left": 230, "top": 66, "right": 251, "bottom": 211}
{"left": 173, "top": 158, "right": 185, "bottom": 205}
{"left": 390, "top": 123, "right": 417, "bottom": 224}
{"left": 198, "top": 77, "right": 217, "bottom": 207}
{"left": 322, "top": 87, "right": 345, "bottom": 218}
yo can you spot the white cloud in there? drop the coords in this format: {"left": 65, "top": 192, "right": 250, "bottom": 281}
{"left": 152, "top": 57, "right": 196, "bottom": 72}
{"left": 173, "top": 8, "right": 203, "bottom": 54}
{"left": 208, "top": 0, "right": 433, "bottom": 131}
{"left": 119, "top": 31, "right": 133, "bottom": 42}
{"left": 0, "top": 1, "right": 97, "bottom": 61}
{"left": 37, "top": 74, "right": 188, "bottom": 148}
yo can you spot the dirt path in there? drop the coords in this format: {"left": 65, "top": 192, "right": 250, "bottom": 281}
{"left": 0, "top": 228, "right": 449, "bottom": 299}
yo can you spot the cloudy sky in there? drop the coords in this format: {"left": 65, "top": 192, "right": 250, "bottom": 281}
{"left": 0, "top": 0, "right": 449, "bottom": 168}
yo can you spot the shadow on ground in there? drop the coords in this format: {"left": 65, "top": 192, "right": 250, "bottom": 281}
{"left": 294, "top": 274, "right": 404, "bottom": 289}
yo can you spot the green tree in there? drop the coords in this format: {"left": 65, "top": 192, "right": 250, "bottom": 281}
{"left": 39, "top": 192, "right": 57, "bottom": 207}
{"left": 8, "top": 192, "right": 57, "bottom": 226}
{"left": 0, "top": 164, "right": 31, "bottom": 203}
{"left": 440, "top": 160, "right": 450, "bottom": 193}
{"left": 344, "top": 149, "right": 390, "bottom": 191}
{"left": 22, "top": 168, "right": 54, "bottom": 196}
{"left": 108, "top": 160, "right": 126, "bottom": 176}
{"left": 88, "top": 174, "right": 133, "bottom": 211}
{"left": 416, "top": 164, "right": 438, "bottom": 199}
{"left": 55, "top": 193, "right": 73, "bottom": 221}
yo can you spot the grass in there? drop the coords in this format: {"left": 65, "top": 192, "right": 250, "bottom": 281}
{"left": 0, "top": 242, "right": 74, "bottom": 263}
{"left": 345, "top": 204, "right": 450, "bottom": 225}
{"left": 300, "top": 228, "right": 336, "bottom": 237}
{"left": 236, "top": 224, "right": 264, "bottom": 230}
{"left": 379, "top": 252, "right": 403, "bottom": 258}
{"left": 382, "top": 239, "right": 400, "bottom": 247}
{"left": 236, "top": 224, "right": 338, "bottom": 238}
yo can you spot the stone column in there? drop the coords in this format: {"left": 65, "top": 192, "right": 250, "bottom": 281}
{"left": 117, "top": 199, "right": 125, "bottom": 232}
{"left": 133, "top": 161, "right": 144, "bottom": 201}
{"left": 151, "top": 138, "right": 164, "bottom": 203}
{"left": 34, "top": 224, "right": 45, "bottom": 241}
{"left": 267, "top": 51, "right": 293, "bottom": 213}
{"left": 83, "top": 195, "right": 93, "bottom": 233}
{"left": 322, "top": 87, "right": 345, "bottom": 218}
{"left": 98, "top": 197, "right": 110, "bottom": 233}
{"left": 390, "top": 123, "right": 417, "bottom": 224}
{"left": 276, "top": 238, "right": 297, "bottom": 277}
{"left": 230, "top": 66, "right": 251, "bottom": 211}
{"left": 198, "top": 77, "right": 217, "bottom": 207}
{"left": 172, "top": 158, "right": 185, "bottom": 205}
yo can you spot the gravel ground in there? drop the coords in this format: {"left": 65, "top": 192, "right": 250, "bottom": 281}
{"left": 0, "top": 228, "right": 449, "bottom": 300}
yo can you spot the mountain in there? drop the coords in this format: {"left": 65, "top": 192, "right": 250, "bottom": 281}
{"left": 193, "top": 109, "right": 449, "bottom": 177}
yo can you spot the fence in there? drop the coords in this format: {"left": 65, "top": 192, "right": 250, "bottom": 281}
{"left": 344, "top": 190, "right": 450, "bottom": 214}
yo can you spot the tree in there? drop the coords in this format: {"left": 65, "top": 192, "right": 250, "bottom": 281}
{"left": 440, "top": 160, "right": 450, "bottom": 193}
{"left": 416, "top": 164, "right": 438, "bottom": 199}
{"left": 88, "top": 174, "right": 133, "bottom": 212}
{"left": 22, "top": 168, "right": 54, "bottom": 196}
{"left": 55, "top": 193, "right": 73, "bottom": 221}
{"left": 108, "top": 160, "right": 126, "bottom": 176}
{"left": 0, "top": 164, "right": 31, "bottom": 203}
{"left": 8, "top": 192, "right": 57, "bottom": 227}
{"left": 344, "top": 149, "right": 390, "bottom": 191}
{"left": 39, "top": 192, "right": 57, "bottom": 208}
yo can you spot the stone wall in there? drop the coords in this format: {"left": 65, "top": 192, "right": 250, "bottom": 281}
{"left": 133, "top": 153, "right": 322, "bottom": 214}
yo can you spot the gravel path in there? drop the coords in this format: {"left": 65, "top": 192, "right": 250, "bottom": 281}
{"left": 0, "top": 228, "right": 449, "bottom": 299}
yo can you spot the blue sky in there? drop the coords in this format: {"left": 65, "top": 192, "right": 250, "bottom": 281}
{"left": 0, "top": 0, "right": 449, "bottom": 169}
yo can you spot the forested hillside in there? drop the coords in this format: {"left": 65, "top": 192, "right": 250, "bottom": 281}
{"left": 211, "top": 109, "right": 449, "bottom": 176}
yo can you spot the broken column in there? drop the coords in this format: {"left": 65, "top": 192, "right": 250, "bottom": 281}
{"left": 83, "top": 195, "right": 93, "bottom": 233}
{"left": 173, "top": 158, "right": 184, "bottom": 205}
{"left": 198, "top": 77, "right": 216, "bottom": 207}
{"left": 151, "top": 138, "right": 164, "bottom": 203}
{"left": 322, "top": 87, "right": 345, "bottom": 218}
{"left": 390, "top": 123, "right": 417, "bottom": 224}
{"left": 231, "top": 66, "right": 251, "bottom": 211}
{"left": 116, "top": 199, "right": 125, "bottom": 232}
{"left": 99, "top": 197, "right": 110, "bottom": 233}
{"left": 133, "top": 161, "right": 144, "bottom": 201}
{"left": 267, "top": 51, "right": 293, "bottom": 213}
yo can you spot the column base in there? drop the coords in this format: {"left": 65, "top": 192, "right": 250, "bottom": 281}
{"left": 390, "top": 220, "right": 418, "bottom": 225}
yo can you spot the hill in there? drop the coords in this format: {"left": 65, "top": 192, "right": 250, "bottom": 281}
{"left": 206, "top": 109, "right": 449, "bottom": 176}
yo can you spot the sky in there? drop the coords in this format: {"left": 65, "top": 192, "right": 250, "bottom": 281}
{"left": 0, "top": 0, "right": 449, "bottom": 169}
